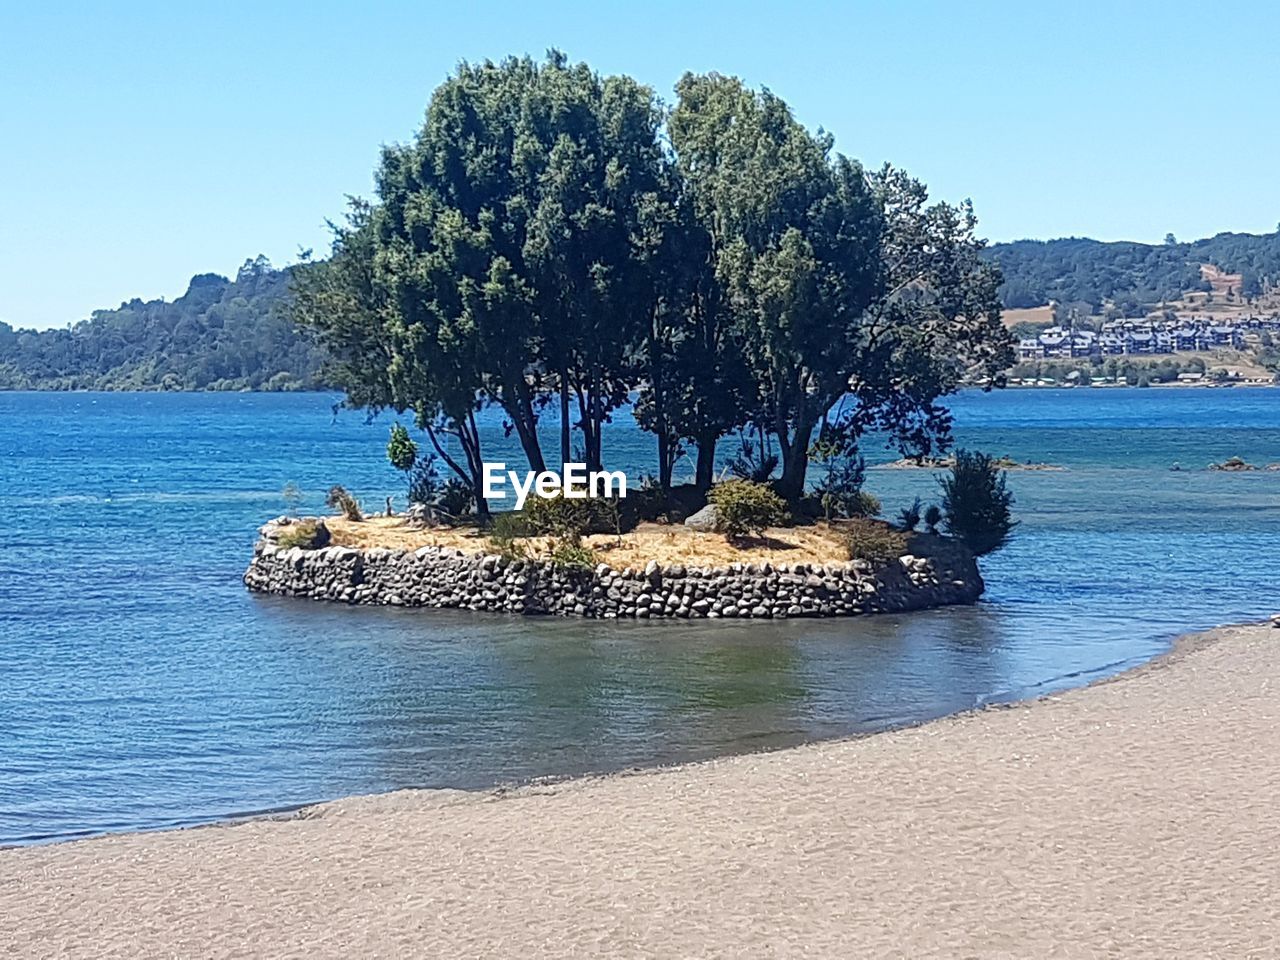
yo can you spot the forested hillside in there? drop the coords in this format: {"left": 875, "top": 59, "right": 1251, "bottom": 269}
{"left": 8, "top": 227, "right": 1280, "bottom": 393}
{"left": 988, "top": 230, "right": 1280, "bottom": 313}
{"left": 0, "top": 257, "right": 328, "bottom": 391}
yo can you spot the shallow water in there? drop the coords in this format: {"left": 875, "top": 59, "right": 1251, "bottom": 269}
{"left": 2, "top": 388, "right": 1278, "bottom": 843}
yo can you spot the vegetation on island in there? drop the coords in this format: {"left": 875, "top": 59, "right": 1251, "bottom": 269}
{"left": 707, "top": 480, "right": 790, "bottom": 540}
{"left": 292, "top": 52, "right": 1013, "bottom": 519}
{"left": 937, "top": 450, "right": 1018, "bottom": 556}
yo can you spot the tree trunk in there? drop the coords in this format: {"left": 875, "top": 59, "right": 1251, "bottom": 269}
{"left": 424, "top": 420, "right": 489, "bottom": 519}
{"left": 656, "top": 431, "right": 672, "bottom": 492}
{"left": 558, "top": 366, "right": 571, "bottom": 473}
{"left": 507, "top": 378, "right": 545, "bottom": 474}
{"left": 695, "top": 428, "right": 717, "bottom": 492}
{"left": 776, "top": 418, "right": 816, "bottom": 502}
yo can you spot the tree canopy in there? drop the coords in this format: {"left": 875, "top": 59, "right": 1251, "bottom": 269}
{"left": 293, "top": 53, "right": 1013, "bottom": 509}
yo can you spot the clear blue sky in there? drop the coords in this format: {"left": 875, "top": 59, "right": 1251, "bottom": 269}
{"left": 4, "top": 0, "right": 1279, "bottom": 329}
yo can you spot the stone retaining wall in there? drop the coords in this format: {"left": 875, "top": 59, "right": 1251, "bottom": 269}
{"left": 243, "top": 529, "right": 983, "bottom": 619}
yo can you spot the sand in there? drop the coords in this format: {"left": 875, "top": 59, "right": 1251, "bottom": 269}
{"left": 4, "top": 622, "right": 1280, "bottom": 958}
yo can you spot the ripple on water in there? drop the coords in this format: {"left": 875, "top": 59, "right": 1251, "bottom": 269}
{"left": 1, "top": 387, "right": 1278, "bottom": 842}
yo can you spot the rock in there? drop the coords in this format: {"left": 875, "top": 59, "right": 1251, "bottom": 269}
{"left": 683, "top": 504, "right": 720, "bottom": 531}
{"left": 243, "top": 517, "right": 985, "bottom": 620}
{"left": 1209, "top": 456, "right": 1257, "bottom": 472}
{"left": 404, "top": 502, "right": 438, "bottom": 527}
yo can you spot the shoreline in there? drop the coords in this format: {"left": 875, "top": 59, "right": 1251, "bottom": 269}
{"left": 6, "top": 620, "right": 1279, "bottom": 957}
{"left": 2, "top": 622, "right": 1169, "bottom": 850}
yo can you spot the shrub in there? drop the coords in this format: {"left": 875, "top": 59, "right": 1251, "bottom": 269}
{"left": 436, "top": 478, "right": 475, "bottom": 520}
{"left": 851, "top": 490, "right": 881, "bottom": 518}
{"left": 407, "top": 456, "right": 440, "bottom": 506}
{"left": 548, "top": 534, "right": 597, "bottom": 570}
{"left": 844, "top": 518, "right": 907, "bottom": 563}
{"left": 386, "top": 423, "right": 417, "bottom": 473}
{"left": 486, "top": 511, "right": 531, "bottom": 559}
{"left": 809, "top": 434, "right": 868, "bottom": 520}
{"left": 326, "top": 485, "right": 363, "bottom": 521}
{"left": 727, "top": 427, "right": 779, "bottom": 482}
{"left": 923, "top": 504, "right": 942, "bottom": 533}
{"left": 708, "top": 479, "right": 788, "bottom": 539}
{"left": 522, "top": 493, "right": 593, "bottom": 537}
{"left": 277, "top": 519, "right": 327, "bottom": 549}
{"left": 522, "top": 493, "right": 621, "bottom": 537}
{"left": 896, "top": 496, "right": 922, "bottom": 532}
{"left": 937, "top": 450, "right": 1017, "bottom": 556}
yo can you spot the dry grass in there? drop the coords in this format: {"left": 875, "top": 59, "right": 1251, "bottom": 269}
{"left": 1001, "top": 305, "right": 1054, "bottom": 329}
{"left": 1199, "top": 263, "right": 1243, "bottom": 296}
{"left": 325, "top": 515, "right": 852, "bottom": 568}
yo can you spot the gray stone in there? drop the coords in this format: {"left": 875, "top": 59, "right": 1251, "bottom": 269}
{"left": 242, "top": 523, "right": 984, "bottom": 621}
{"left": 683, "top": 504, "right": 720, "bottom": 531}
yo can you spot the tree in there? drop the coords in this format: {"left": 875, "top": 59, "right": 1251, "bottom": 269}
{"left": 294, "top": 59, "right": 1013, "bottom": 510}
{"left": 938, "top": 450, "right": 1017, "bottom": 556}
{"left": 522, "top": 58, "right": 675, "bottom": 472}
{"left": 292, "top": 200, "right": 499, "bottom": 515}
{"left": 386, "top": 423, "right": 418, "bottom": 499}
{"left": 670, "top": 75, "right": 1011, "bottom": 500}
{"left": 294, "top": 53, "right": 678, "bottom": 507}
{"left": 669, "top": 74, "right": 883, "bottom": 500}
{"left": 633, "top": 194, "right": 755, "bottom": 491}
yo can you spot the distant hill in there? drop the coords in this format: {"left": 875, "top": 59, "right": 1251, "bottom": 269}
{"left": 7, "top": 229, "right": 1280, "bottom": 392}
{"left": 0, "top": 257, "right": 328, "bottom": 391}
{"left": 986, "top": 230, "right": 1280, "bottom": 316}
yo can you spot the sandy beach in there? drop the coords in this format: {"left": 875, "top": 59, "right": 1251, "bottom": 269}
{"left": 4, "top": 622, "right": 1279, "bottom": 958}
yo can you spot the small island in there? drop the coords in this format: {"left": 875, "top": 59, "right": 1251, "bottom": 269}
{"left": 876, "top": 455, "right": 1063, "bottom": 472}
{"left": 245, "top": 512, "right": 984, "bottom": 620}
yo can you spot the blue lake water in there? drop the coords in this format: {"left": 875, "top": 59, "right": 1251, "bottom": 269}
{"left": 2, "top": 387, "right": 1279, "bottom": 844}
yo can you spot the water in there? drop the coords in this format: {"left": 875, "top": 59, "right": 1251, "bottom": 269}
{"left": 2, "top": 388, "right": 1278, "bottom": 844}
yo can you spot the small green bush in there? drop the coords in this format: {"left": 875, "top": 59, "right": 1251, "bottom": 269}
{"left": 938, "top": 449, "right": 1017, "bottom": 556}
{"left": 844, "top": 519, "right": 908, "bottom": 563}
{"left": 326, "top": 485, "right": 363, "bottom": 521}
{"left": 851, "top": 490, "right": 881, "bottom": 518}
{"left": 407, "top": 456, "right": 440, "bottom": 506}
{"left": 487, "top": 511, "right": 532, "bottom": 559}
{"left": 896, "top": 496, "right": 922, "bottom": 532}
{"left": 386, "top": 423, "right": 417, "bottom": 473}
{"left": 522, "top": 494, "right": 592, "bottom": 537}
{"left": 277, "top": 519, "right": 327, "bottom": 549}
{"left": 548, "top": 534, "right": 597, "bottom": 570}
{"left": 923, "top": 504, "right": 942, "bottom": 533}
{"left": 436, "top": 479, "right": 475, "bottom": 520}
{"left": 522, "top": 493, "right": 622, "bottom": 537}
{"left": 810, "top": 440, "right": 868, "bottom": 519}
{"left": 708, "top": 480, "right": 788, "bottom": 539}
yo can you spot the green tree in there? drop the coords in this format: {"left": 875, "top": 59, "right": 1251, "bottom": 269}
{"left": 521, "top": 56, "right": 675, "bottom": 472}
{"left": 292, "top": 201, "right": 496, "bottom": 514}
{"left": 386, "top": 423, "right": 419, "bottom": 499}
{"left": 633, "top": 196, "right": 755, "bottom": 491}
{"left": 669, "top": 74, "right": 882, "bottom": 500}
{"left": 938, "top": 450, "right": 1017, "bottom": 556}
{"left": 670, "top": 75, "right": 1010, "bottom": 500}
